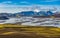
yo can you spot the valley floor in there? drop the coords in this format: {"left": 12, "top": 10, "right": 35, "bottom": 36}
{"left": 0, "top": 24, "right": 60, "bottom": 38}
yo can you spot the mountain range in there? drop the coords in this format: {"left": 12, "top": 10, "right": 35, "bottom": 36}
{"left": 0, "top": 10, "right": 58, "bottom": 18}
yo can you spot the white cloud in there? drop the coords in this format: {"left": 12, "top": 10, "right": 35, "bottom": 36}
{"left": 1, "top": 1, "right": 12, "bottom": 4}
{"left": 0, "top": 3, "right": 32, "bottom": 13}
{"left": 0, "top": 1, "right": 17, "bottom": 5}
{"left": 20, "top": 1, "right": 29, "bottom": 4}
{"left": 40, "top": 0, "right": 60, "bottom": 2}
{"left": 0, "top": 1, "right": 60, "bottom": 13}
{"left": 0, "top": 5, "right": 60, "bottom": 13}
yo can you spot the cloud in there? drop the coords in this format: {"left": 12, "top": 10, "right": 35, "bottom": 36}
{"left": 0, "top": 1, "right": 59, "bottom": 13}
{"left": 0, "top": 1, "right": 30, "bottom": 5}
{"left": 0, "top": 1, "right": 17, "bottom": 5}
{"left": 0, "top": 1, "right": 31, "bottom": 13}
{"left": 40, "top": 0, "right": 60, "bottom": 2}
{"left": 0, "top": 4, "right": 59, "bottom": 13}
{"left": 1, "top": 1, "right": 12, "bottom": 4}
{"left": 19, "top": 1, "right": 30, "bottom": 4}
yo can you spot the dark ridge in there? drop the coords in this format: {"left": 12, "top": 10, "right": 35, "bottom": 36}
{"left": 0, "top": 16, "right": 9, "bottom": 20}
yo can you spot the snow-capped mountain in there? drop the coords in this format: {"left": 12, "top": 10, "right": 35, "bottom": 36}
{"left": 14, "top": 10, "right": 54, "bottom": 16}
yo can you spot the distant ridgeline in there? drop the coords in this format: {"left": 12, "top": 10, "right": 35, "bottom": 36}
{"left": 0, "top": 11, "right": 60, "bottom": 18}
{"left": 19, "top": 11, "right": 53, "bottom": 16}
{"left": 0, "top": 16, "right": 9, "bottom": 20}
{"left": 14, "top": 11, "right": 57, "bottom": 18}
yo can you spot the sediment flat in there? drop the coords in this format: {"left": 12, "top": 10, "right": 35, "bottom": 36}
{"left": 0, "top": 24, "right": 60, "bottom": 38}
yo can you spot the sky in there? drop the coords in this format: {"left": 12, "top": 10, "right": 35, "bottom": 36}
{"left": 0, "top": 0, "right": 60, "bottom": 5}
{"left": 0, "top": 0, "right": 60, "bottom": 13}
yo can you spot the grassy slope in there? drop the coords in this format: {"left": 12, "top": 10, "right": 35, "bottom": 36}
{"left": 0, "top": 24, "right": 60, "bottom": 38}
